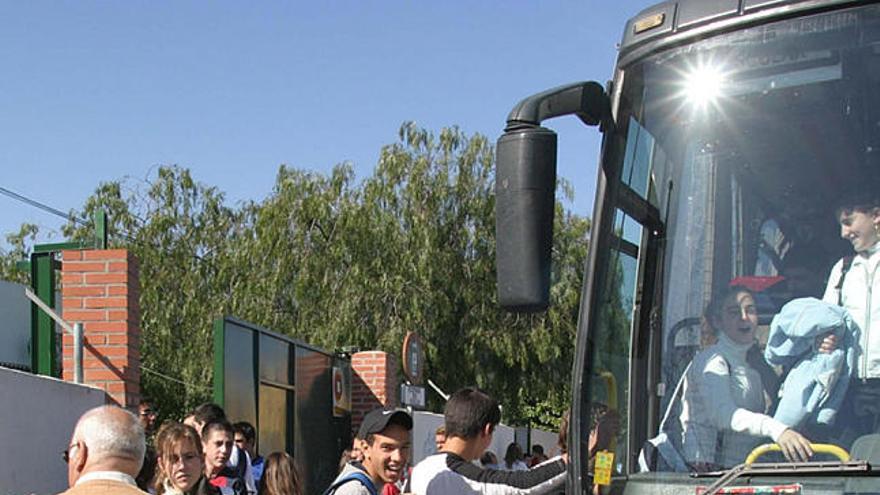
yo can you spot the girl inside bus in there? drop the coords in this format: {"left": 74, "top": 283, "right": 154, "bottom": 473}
{"left": 678, "top": 285, "right": 813, "bottom": 470}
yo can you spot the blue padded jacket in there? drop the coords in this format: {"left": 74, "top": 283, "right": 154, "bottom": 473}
{"left": 764, "top": 297, "right": 859, "bottom": 427}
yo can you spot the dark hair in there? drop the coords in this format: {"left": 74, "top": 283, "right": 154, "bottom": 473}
{"left": 531, "top": 444, "right": 544, "bottom": 455}
{"left": 504, "top": 442, "right": 523, "bottom": 469}
{"left": 191, "top": 403, "right": 226, "bottom": 425}
{"left": 558, "top": 410, "right": 570, "bottom": 455}
{"left": 443, "top": 387, "right": 501, "bottom": 439}
{"left": 479, "top": 450, "right": 497, "bottom": 467}
{"left": 834, "top": 190, "right": 880, "bottom": 219}
{"left": 201, "top": 418, "right": 233, "bottom": 439}
{"left": 362, "top": 433, "right": 376, "bottom": 446}
{"left": 589, "top": 402, "right": 610, "bottom": 431}
{"left": 587, "top": 402, "right": 620, "bottom": 457}
{"left": 233, "top": 421, "right": 256, "bottom": 443}
{"left": 703, "top": 285, "right": 755, "bottom": 330}
{"left": 259, "top": 452, "right": 302, "bottom": 495}
{"left": 154, "top": 422, "right": 203, "bottom": 495}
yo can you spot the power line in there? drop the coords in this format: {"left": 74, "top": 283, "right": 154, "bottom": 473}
{"left": 0, "top": 183, "right": 198, "bottom": 261}
{"left": 0, "top": 186, "right": 88, "bottom": 226}
{"left": 141, "top": 365, "right": 211, "bottom": 391}
{"left": 4, "top": 184, "right": 219, "bottom": 395}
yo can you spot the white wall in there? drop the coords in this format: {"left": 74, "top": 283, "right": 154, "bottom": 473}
{"left": 530, "top": 428, "right": 561, "bottom": 458}
{"left": 0, "top": 280, "right": 31, "bottom": 368}
{"left": 486, "top": 423, "right": 516, "bottom": 466}
{"left": 410, "top": 411, "right": 550, "bottom": 466}
{"left": 411, "top": 411, "right": 445, "bottom": 464}
{"left": 0, "top": 367, "right": 106, "bottom": 495}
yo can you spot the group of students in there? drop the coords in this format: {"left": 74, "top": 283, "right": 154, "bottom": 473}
{"left": 485, "top": 442, "right": 548, "bottom": 472}
{"left": 139, "top": 402, "right": 302, "bottom": 495}
{"left": 59, "top": 404, "right": 301, "bottom": 495}
{"left": 652, "top": 193, "right": 880, "bottom": 471}
{"left": 326, "top": 387, "right": 571, "bottom": 495}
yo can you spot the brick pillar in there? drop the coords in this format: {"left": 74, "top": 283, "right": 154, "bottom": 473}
{"left": 60, "top": 249, "right": 141, "bottom": 407}
{"left": 351, "top": 351, "right": 399, "bottom": 433}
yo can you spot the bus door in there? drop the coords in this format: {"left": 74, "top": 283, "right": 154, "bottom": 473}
{"left": 577, "top": 112, "right": 667, "bottom": 486}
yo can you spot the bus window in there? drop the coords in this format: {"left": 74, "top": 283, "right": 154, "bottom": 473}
{"left": 586, "top": 208, "right": 643, "bottom": 475}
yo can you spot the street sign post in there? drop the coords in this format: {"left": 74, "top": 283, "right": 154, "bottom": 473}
{"left": 402, "top": 331, "right": 424, "bottom": 385}
{"left": 400, "top": 383, "right": 426, "bottom": 408}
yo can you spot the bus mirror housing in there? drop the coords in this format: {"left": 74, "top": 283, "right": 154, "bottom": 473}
{"left": 496, "top": 81, "right": 610, "bottom": 312}
{"left": 496, "top": 127, "right": 557, "bottom": 312}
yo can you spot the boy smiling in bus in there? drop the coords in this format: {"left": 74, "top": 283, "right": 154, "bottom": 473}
{"left": 822, "top": 193, "right": 880, "bottom": 442}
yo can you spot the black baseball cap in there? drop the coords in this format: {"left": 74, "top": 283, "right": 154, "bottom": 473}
{"left": 357, "top": 408, "right": 413, "bottom": 439}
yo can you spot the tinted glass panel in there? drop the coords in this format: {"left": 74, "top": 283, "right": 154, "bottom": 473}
{"left": 614, "top": 209, "right": 644, "bottom": 247}
{"left": 260, "top": 333, "right": 292, "bottom": 385}
{"left": 224, "top": 323, "right": 257, "bottom": 427}
{"left": 621, "top": 117, "right": 654, "bottom": 199}
{"left": 588, "top": 223, "right": 639, "bottom": 475}
{"left": 258, "top": 384, "right": 290, "bottom": 455}
{"left": 295, "top": 347, "right": 336, "bottom": 494}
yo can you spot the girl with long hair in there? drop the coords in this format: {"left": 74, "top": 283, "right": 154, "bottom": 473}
{"left": 258, "top": 452, "right": 302, "bottom": 495}
{"left": 155, "top": 422, "right": 219, "bottom": 495}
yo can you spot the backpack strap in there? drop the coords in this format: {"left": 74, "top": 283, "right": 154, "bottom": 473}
{"left": 836, "top": 255, "right": 855, "bottom": 306}
{"left": 323, "top": 471, "right": 378, "bottom": 495}
{"left": 219, "top": 447, "right": 250, "bottom": 495}
{"left": 232, "top": 446, "right": 249, "bottom": 480}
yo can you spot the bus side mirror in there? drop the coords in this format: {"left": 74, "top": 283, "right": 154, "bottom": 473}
{"left": 495, "top": 81, "right": 609, "bottom": 313}
{"left": 496, "top": 126, "right": 557, "bottom": 312}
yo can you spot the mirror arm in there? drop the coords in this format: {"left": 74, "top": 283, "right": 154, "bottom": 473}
{"left": 504, "top": 81, "right": 610, "bottom": 132}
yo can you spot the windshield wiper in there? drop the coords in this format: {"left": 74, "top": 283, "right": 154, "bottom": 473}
{"left": 696, "top": 460, "right": 870, "bottom": 495}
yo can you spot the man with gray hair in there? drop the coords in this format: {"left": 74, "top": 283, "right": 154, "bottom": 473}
{"left": 58, "top": 405, "right": 149, "bottom": 495}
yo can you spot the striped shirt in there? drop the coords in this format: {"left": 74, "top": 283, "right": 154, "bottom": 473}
{"left": 410, "top": 453, "right": 565, "bottom": 495}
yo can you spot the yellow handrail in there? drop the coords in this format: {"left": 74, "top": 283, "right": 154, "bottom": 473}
{"left": 598, "top": 371, "right": 617, "bottom": 410}
{"left": 745, "top": 443, "right": 850, "bottom": 465}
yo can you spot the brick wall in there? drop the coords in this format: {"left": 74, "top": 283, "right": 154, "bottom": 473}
{"left": 351, "top": 351, "right": 399, "bottom": 433}
{"left": 60, "top": 249, "right": 141, "bottom": 407}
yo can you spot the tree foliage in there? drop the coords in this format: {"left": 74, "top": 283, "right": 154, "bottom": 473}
{"left": 8, "top": 123, "right": 590, "bottom": 429}
{"left": 0, "top": 223, "right": 39, "bottom": 284}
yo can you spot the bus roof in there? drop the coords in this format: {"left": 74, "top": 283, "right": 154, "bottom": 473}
{"left": 619, "top": 0, "right": 864, "bottom": 65}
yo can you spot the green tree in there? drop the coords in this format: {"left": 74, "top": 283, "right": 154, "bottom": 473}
{"left": 63, "top": 168, "right": 247, "bottom": 415}
{"left": 0, "top": 223, "right": 40, "bottom": 284}
{"left": 8, "top": 122, "right": 590, "bottom": 428}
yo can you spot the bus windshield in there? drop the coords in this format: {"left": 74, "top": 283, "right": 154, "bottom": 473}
{"left": 586, "top": 3, "right": 880, "bottom": 482}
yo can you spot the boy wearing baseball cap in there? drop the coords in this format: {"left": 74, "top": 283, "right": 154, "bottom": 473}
{"left": 325, "top": 408, "right": 413, "bottom": 495}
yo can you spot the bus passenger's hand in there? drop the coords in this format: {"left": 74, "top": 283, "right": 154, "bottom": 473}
{"left": 777, "top": 429, "right": 813, "bottom": 462}
{"left": 817, "top": 334, "right": 838, "bottom": 353}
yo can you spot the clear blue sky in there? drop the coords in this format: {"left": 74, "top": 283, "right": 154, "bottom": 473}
{"left": 0, "top": 1, "right": 649, "bottom": 249}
